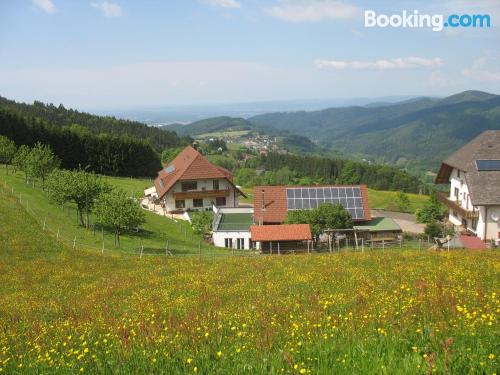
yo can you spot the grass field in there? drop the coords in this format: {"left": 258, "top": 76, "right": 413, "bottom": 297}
{"left": 0, "top": 187, "right": 498, "bottom": 374}
{"left": 0, "top": 171, "right": 223, "bottom": 256}
{"left": 367, "top": 189, "right": 428, "bottom": 212}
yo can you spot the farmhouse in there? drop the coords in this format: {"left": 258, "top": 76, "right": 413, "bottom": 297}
{"left": 435, "top": 130, "right": 500, "bottom": 244}
{"left": 253, "top": 185, "right": 372, "bottom": 224}
{"left": 154, "top": 146, "right": 245, "bottom": 213}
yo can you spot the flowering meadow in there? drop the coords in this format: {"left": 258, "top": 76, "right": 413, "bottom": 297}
{"left": 0, "top": 191, "right": 499, "bottom": 374}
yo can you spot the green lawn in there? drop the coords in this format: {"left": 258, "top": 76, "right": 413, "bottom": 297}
{"left": 0, "top": 170, "right": 227, "bottom": 256}
{"left": 368, "top": 189, "right": 428, "bottom": 213}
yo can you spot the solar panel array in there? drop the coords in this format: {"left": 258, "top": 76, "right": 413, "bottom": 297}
{"left": 476, "top": 159, "right": 500, "bottom": 171}
{"left": 286, "top": 186, "right": 366, "bottom": 220}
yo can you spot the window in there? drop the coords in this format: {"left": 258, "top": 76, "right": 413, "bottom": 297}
{"left": 175, "top": 200, "right": 185, "bottom": 209}
{"left": 454, "top": 187, "right": 459, "bottom": 199}
{"left": 181, "top": 181, "right": 197, "bottom": 191}
{"left": 472, "top": 219, "right": 478, "bottom": 231}
{"left": 213, "top": 180, "right": 219, "bottom": 190}
{"left": 224, "top": 238, "right": 233, "bottom": 248}
{"left": 193, "top": 198, "right": 203, "bottom": 208}
{"left": 216, "top": 197, "right": 226, "bottom": 206}
{"left": 236, "top": 238, "right": 244, "bottom": 249}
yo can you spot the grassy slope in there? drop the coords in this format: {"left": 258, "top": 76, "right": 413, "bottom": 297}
{"left": 367, "top": 189, "right": 428, "bottom": 212}
{"left": 0, "top": 191, "right": 498, "bottom": 374}
{"left": 0, "top": 171, "right": 225, "bottom": 256}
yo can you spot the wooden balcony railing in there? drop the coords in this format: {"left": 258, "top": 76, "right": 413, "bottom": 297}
{"left": 173, "top": 189, "right": 230, "bottom": 200}
{"left": 436, "top": 192, "right": 479, "bottom": 219}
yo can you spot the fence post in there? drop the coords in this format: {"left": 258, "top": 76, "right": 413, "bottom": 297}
{"left": 43, "top": 218, "right": 46, "bottom": 231}
{"left": 73, "top": 236, "right": 76, "bottom": 249}
{"left": 361, "top": 238, "right": 364, "bottom": 253}
{"left": 57, "top": 228, "right": 60, "bottom": 240}
{"left": 140, "top": 245, "right": 144, "bottom": 259}
{"left": 101, "top": 241, "right": 104, "bottom": 255}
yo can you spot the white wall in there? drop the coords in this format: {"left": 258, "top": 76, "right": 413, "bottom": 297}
{"left": 163, "top": 178, "right": 239, "bottom": 212}
{"left": 448, "top": 168, "right": 480, "bottom": 235}
{"left": 213, "top": 231, "right": 252, "bottom": 249}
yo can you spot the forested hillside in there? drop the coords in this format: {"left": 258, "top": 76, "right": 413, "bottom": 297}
{"left": 0, "top": 96, "right": 190, "bottom": 152}
{"left": 249, "top": 91, "right": 500, "bottom": 172}
{"left": 236, "top": 153, "right": 423, "bottom": 193}
{"left": 0, "top": 109, "right": 162, "bottom": 177}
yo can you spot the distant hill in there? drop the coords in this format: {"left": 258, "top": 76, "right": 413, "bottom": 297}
{"left": 0, "top": 96, "right": 189, "bottom": 152}
{"left": 163, "top": 116, "right": 321, "bottom": 154}
{"left": 249, "top": 90, "right": 500, "bottom": 173}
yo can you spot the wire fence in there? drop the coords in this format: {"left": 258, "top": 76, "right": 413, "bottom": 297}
{"left": 1, "top": 175, "right": 434, "bottom": 261}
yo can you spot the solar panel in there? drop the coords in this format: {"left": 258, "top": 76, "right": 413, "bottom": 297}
{"left": 286, "top": 187, "right": 366, "bottom": 220}
{"left": 476, "top": 159, "right": 500, "bottom": 171}
{"left": 164, "top": 165, "right": 176, "bottom": 174}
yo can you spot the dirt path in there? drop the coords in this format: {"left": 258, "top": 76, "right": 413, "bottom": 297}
{"left": 371, "top": 209, "right": 425, "bottom": 234}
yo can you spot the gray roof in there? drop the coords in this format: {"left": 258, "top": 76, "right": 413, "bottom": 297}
{"left": 442, "top": 130, "right": 500, "bottom": 206}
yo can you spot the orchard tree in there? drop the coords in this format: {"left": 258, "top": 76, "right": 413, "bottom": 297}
{"left": 12, "top": 145, "right": 31, "bottom": 182}
{"left": 0, "top": 135, "right": 17, "bottom": 174}
{"left": 94, "top": 189, "right": 145, "bottom": 247}
{"left": 416, "top": 193, "right": 444, "bottom": 224}
{"left": 396, "top": 191, "right": 411, "bottom": 212}
{"left": 47, "top": 168, "right": 110, "bottom": 227}
{"left": 26, "top": 143, "right": 60, "bottom": 188}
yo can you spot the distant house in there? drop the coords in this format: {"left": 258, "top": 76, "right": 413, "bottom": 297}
{"left": 154, "top": 146, "right": 245, "bottom": 213}
{"left": 435, "top": 130, "right": 500, "bottom": 243}
{"left": 212, "top": 207, "right": 253, "bottom": 250}
{"left": 253, "top": 185, "right": 371, "bottom": 224}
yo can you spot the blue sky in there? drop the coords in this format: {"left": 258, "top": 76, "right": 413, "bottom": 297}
{"left": 0, "top": 0, "right": 499, "bottom": 109}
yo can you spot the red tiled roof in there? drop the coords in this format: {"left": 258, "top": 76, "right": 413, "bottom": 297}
{"left": 154, "top": 146, "right": 241, "bottom": 199}
{"left": 250, "top": 224, "right": 312, "bottom": 242}
{"left": 253, "top": 186, "right": 287, "bottom": 223}
{"left": 459, "top": 235, "right": 486, "bottom": 250}
{"left": 253, "top": 185, "right": 371, "bottom": 224}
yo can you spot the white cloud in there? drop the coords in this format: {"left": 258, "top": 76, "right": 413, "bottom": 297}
{"left": 264, "top": 0, "right": 359, "bottom": 22}
{"left": 203, "top": 0, "right": 241, "bottom": 9}
{"left": 315, "top": 57, "right": 444, "bottom": 70}
{"left": 90, "top": 1, "right": 122, "bottom": 17}
{"left": 462, "top": 58, "right": 500, "bottom": 81}
{"left": 33, "top": 0, "right": 56, "bottom": 14}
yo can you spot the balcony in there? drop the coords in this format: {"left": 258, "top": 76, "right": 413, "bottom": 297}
{"left": 436, "top": 192, "right": 479, "bottom": 219}
{"left": 173, "top": 188, "right": 230, "bottom": 200}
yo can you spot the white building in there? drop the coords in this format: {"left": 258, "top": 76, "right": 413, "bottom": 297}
{"left": 153, "top": 146, "right": 245, "bottom": 213}
{"left": 436, "top": 131, "right": 500, "bottom": 243}
{"left": 212, "top": 206, "right": 253, "bottom": 250}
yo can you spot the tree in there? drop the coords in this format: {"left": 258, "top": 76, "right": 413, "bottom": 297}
{"left": 191, "top": 211, "right": 213, "bottom": 236}
{"left": 47, "top": 168, "right": 111, "bottom": 227}
{"left": 285, "top": 203, "right": 353, "bottom": 236}
{"left": 396, "top": 191, "right": 411, "bottom": 212}
{"left": 26, "top": 143, "right": 60, "bottom": 188}
{"left": 12, "top": 145, "right": 31, "bottom": 182}
{"left": 94, "top": 189, "right": 145, "bottom": 247}
{"left": 0, "top": 135, "right": 17, "bottom": 174}
{"left": 424, "top": 220, "right": 444, "bottom": 238}
{"left": 416, "top": 193, "right": 443, "bottom": 224}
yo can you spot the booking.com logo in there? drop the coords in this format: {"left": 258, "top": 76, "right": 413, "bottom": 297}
{"left": 365, "top": 10, "right": 491, "bottom": 32}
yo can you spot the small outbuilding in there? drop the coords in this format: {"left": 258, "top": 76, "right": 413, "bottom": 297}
{"left": 250, "top": 224, "right": 312, "bottom": 254}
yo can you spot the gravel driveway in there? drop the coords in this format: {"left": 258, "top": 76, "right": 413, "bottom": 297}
{"left": 371, "top": 209, "right": 425, "bottom": 234}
